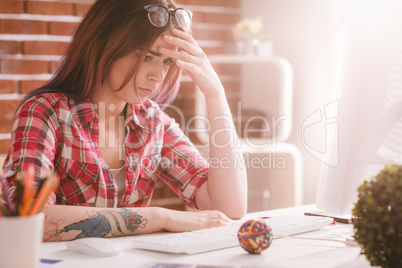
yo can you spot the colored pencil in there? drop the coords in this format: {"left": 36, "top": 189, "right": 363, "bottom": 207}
{"left": 27, "top": 173, "right": 58, "bottom": 215}
{"left": 20, "top": 166, "right": 36, "bottom": 216}
{"left": 14, "top": 174, "right": 24, "bottom": 215}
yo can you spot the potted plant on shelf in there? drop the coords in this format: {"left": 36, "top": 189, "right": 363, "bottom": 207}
{"left": 231, "top": 16, "right": 272, "bottom": 56}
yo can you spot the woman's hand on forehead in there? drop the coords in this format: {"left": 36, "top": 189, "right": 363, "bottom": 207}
{"left": 158, "top": 28, "right": 224, "bottom": 98}
{"left": 159, "top": 29, "right": 200, "bottom": 63}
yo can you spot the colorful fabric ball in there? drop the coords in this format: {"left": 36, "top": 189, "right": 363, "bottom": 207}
{"left": 237, "top": 219, "right": 273, "bottom": 254}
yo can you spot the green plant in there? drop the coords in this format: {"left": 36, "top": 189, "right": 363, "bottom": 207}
{"left": 352, "top": 164, "right": 402, "bottom": 268}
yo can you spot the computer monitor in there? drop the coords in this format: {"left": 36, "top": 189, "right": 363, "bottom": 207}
{"left": 314, "top": 1, "right": 402, "bottom": 217}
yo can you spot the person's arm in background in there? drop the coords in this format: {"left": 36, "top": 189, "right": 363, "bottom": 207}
{"left": 159, "top": 29, "right": 248, "bottom": 219}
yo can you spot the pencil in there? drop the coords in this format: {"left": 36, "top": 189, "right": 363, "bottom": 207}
{"left": 14, "top": 174, "right": 24, "bottom": 215}
{"left": 20, "top": 166, "right": 35, "bottom": 216}
{"left": 27, "top": 173, "right": 58, "bottom": 215}
{"left": 35, "top": 177, "right": 46, "bottom": 198}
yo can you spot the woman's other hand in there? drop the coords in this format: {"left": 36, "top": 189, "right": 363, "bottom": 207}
{"left": 162, "top": 208, "right": 235, "bottom": 232}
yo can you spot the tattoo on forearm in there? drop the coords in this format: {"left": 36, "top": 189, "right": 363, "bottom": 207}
{"left": 55, "top": 209, "right": 148, "bottom": 239}
{"left": 44, "top": 215, "right": 66, "bottom": 242}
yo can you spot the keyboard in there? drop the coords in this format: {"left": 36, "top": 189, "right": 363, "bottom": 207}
{"left": 130, "top": 215, "right": 334, "bottom": 254}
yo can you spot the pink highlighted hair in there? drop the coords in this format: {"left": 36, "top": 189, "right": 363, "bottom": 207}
{"left": 22, "top": 0, "right": 185, "bottom": 108}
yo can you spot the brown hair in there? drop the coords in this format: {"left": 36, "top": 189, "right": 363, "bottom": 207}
{"left": 22, "top": 0, "right": 184, "bottom": 106}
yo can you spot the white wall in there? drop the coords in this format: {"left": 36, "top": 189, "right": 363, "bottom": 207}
{"left": 241, "top": 0, "right": 340, "bottom": 204}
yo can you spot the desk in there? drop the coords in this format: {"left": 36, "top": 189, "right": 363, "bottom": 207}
{"left": 39, "top": 205, "right": 372, "bottom": 268}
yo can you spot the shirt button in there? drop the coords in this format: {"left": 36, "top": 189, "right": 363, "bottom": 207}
{"left": 127, "top": 167, "right": 134, "bottom": 173}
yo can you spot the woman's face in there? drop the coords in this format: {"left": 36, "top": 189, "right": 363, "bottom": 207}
{"left": 102, "top": 30, "right": 178, "bottom": 105}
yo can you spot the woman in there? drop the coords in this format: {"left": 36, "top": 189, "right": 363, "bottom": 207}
{"left": 2, "top": 0, "right": 247, "bottom": 241}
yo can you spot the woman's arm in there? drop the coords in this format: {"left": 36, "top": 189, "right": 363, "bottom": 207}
{"left": 159, "top": 29, "right": 248, "bottom": 219}
{"left": 197, "top": 92, "right": 248, "bottom": 219}
{"left": 43, "top": 205, "right": 233, "bottom": 241}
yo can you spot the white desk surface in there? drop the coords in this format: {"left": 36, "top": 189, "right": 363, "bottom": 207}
{"left": 39, "top": 205, "right": 373, "bottom": 268}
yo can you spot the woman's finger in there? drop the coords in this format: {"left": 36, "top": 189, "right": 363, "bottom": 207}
{"left": 159, "top": 46, "right": 195, "bottom": 64}
{"left": 162, "top": 33, "right": 201, "bottom": 58}
{"left": 171, "top": 28, "right": 199, "bottom": 48}
{"left": 173, "top": 58, "right": 198, "bottom": 73}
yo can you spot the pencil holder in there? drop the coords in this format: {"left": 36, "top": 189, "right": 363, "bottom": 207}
{"left": 0, "top": 213, "right": 44, "bottom": 268}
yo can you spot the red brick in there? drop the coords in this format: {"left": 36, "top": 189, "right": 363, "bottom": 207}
{"left": 0, "top": 19, "right": 47, "bottom": 34}
{"left": 0, "top": 40, "right": 21, "bottom": 54}
{"left": 0, "top": 80, "right": 18, "bottom": 94}
{"left": 1, "top": 59, "right": 48, "bottom": 74}
{"left": 49, "top": 60, "right": 61, "bottom": 74}
{"left": 193, "top": 28, "right": 232, "bottom": 41}
{"left": 191, "top": 11, "right": 205, "bottom": 24}
{"left": 177, "top": 0, "right": 240, "bottom": 7}
{"left": 191, "top": 12, "right": 240, "bottom": 26}
{"left": 0, "top": 139, "right": 11, "bottom": 155}
{"left": 0, "top": 119, "right": 13, "bottom": 133}
{"left": 74, "top": 3, "right": 91, "bottom": 16}
{"left": 20, "top": 80, "right": 46, "bottom": 94}
{"left": 0, "top": 99, "right": 20, "bottom": 117}
{"left": 205, "top": 13, "right": 239, "bottom": 25}
{"left": 27, "top": 1, "right": 74, "bottom": 16}
{"left": 24, "top": 41, "right": 68, "bottom": 55}
{"left": 0, "top": 1, "right": 24, "bottom": 14}
{"left": 219, "top": 0, "right": 241, "bottom": 7}
{"left": 49, "top": 21, "right": 77, "bottom": 36}
{"left": 202, "top": 47, "right": 226, "bottom": 55}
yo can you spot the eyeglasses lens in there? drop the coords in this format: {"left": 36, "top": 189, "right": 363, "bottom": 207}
{"left": 174, "top": 9, "right": 192, "bottom": 30}
{"left": 146, "top": 6, "right": 191, "bottom": 30}
{"left": 147, "top": 6, "right": 169, "bottom": 27}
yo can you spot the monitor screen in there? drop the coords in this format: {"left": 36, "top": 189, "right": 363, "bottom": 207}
{"left": 315, "top": 0, "right": 402, "bottom": 215}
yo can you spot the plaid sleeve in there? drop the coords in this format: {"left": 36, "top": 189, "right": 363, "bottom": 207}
{"left": 157, "top": 115, "right": 209, "bottom": 209}
{"left": 2, "top": 95, "right": 59, "bottom": 204}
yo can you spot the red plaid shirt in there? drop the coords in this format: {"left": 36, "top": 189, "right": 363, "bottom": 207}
{"left": 3, "top": 92, "right": 208, "bottom": 208}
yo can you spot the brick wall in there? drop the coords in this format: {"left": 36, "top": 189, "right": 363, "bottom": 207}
{"left": 0, "top": 0, "right": 241, "bottom": 209}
